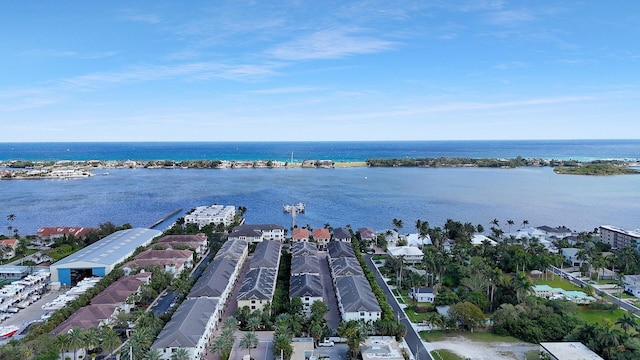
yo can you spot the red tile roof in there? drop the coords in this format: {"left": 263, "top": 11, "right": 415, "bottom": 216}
{"left": 0, "top": 239, "right": 17, "bottom": 248}
{"left": 312, "top": 228, "right": 331, "bottom": 240}
{"left": 292, "top": 228, "right": 310, "bottom": 240}
{"left": 36, "top": 226, "right": 95, "bottom": 238}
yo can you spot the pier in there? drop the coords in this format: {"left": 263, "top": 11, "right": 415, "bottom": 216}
{"left": 149, "top": 208, "right": 183, "bottom": 229}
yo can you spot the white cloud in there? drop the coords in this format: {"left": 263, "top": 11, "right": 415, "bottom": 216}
{"left": 267, "top": 27, "right": 396, "bottom": 61}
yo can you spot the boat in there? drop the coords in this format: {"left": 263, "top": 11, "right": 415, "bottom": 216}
{"left": 0, "top": 325, "right": 19, "bottom": 338}
{"left": 283, "top": 202, "right": 305, "bottom": 214}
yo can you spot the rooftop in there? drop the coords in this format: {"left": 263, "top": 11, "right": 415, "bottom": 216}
{"left": 336, "top": 276, "right": 381, "bottom": 313}
{"left": 540, "top": 342, "right": 603, "bottom": 360}
{"left": 189, "top": 258, "right": 238, "bottom": 298}
{"left": 237, "top": 268, "right": 277, "bottom": 301}
{"left": 152, "top": 297, "right": 219, "bottom": 349}
{"left": 249, "top": 240, "right": 282, "bottom": 269}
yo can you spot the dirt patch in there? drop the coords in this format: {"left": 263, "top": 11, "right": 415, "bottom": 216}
{"left": 430, "top": 335, "right": 538, "bottom": 360}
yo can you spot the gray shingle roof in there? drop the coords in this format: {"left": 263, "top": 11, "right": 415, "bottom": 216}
{"left": 249, "top": 240, "right": 282, "bottom": 269}
{"left": 289, "top": 274, "right": 323, "bottom": 298}
{"left": 237, "top": 268, "right": 277, "bottom": 301}
{"left": 333, "top": 227, "right": 352, "bottom": 240}
{"left": 188, "top": 258, "right": 238, "bottom": 298}
{"left": 291, "top": 255, "right": 320, "bottom": 275}
{"left": 215, "top": 239, "right": 248, "bottom": 261}
{"left": 152, "top": 297, "right": 218, "bottom": 349}
{"left": 329, "top": 257, "right": 364, "bottom": 277}
{"left": 327, "top": 241, "right": 356, "bottom": 259}
{"left": 336, "top": 276, "right": 381, "bottom": 313}
{"left": 291, "top": 242, "right": 318, "bottom": 257}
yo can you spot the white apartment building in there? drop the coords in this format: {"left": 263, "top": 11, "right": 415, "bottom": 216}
{"left": 600, "top": 225, "right": 640, "bottom": 250}
{"left": 184, "top": 205, "right": 236, "bottom": 228}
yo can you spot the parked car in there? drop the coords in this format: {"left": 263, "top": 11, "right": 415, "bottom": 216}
{"left": 318, "top": 339, "right": 334, "bottom": 347}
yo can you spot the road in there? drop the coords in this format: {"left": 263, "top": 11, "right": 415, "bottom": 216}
{"left": 318, "top": 251, "right": 341, "bottom": 330}
{"left": 549, "top": 265, "right": 640, "bottom": 316}
{"left": 364, "top": 255, "right": 433, "bottom": 360}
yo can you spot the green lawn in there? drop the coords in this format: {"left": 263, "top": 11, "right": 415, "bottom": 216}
{"left": 404, "top": 308, "right": 431, "bottom": 323}
{"left": 431, "top": 349, "right": 464, "bottom": 360}
{"left": 577, "top": 307, "right": 627, "bottom": 324}
{"left": 533, "top": 277, "right": 583, "bottom": 291}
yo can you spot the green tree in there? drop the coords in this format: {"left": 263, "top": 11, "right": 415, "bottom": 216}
{"left": 100, "top": 327, "right": 121, "bottom": 359}
{"left": 337, "top": 320, "right": 367, "bottom": 358}
{"left": 616, "top": 310, "right": 639, "bottom": 335}
{"left": 53, "top": 333, "right": 70, "bottom": 360}
{"left": 144, "top": 348, "right": 163, "bottom": 360}
{"left": 239, "top": 331, "right": 259, "bottom": 360}
{"left": 210, "top": 333, "right": 234, "bottom": 360}
{"left": 82, "top": 327, "right": 101, "bottom": 355}
{"left": 511, "top": 272, "right": 533, "bottom": 304}
{"left": 170, "top": 348, "right": 191, "bottom": 360}
{"left": 448, "top": 301, "right": 485, "bottom": 332}
{"left": 273, "top": 332, "right": 293, "bottom": 360}
{"left": 67, "top": 328, "right": 84, "bottom": 360}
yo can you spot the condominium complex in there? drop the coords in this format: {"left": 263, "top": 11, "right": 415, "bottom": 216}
{"left": 599, "top": 225, "right": 640, "bottom": 250}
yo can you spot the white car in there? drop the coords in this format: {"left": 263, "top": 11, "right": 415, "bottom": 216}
{"left": 318, "top": 339, "right": 334, "bottom": 347}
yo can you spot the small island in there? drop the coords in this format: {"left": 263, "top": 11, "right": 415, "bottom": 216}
{"left": 553, "top": 162, "right": 639, "bottom": 175}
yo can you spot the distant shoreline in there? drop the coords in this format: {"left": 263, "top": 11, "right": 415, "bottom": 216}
{"left": 1, "top": 157, "right": 638, "bottom": 179}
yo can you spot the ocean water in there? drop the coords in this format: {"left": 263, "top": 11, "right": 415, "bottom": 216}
{"left": 1, "top": 166, "right": 639, "bottom": 237}
{"left": 1, "top": 139, "right": 639, "bottom": 162}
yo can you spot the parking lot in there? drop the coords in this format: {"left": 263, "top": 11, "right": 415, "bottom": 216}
{"left": 2, "top": 287, "right": 65, "bottom": 336}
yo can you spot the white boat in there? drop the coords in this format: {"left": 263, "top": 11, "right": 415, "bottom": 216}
{"left": 283, "top": 202, "right": 305, "bottom": 213}
{"left": 0, "top": 325, "right": 19, "bottom": 338}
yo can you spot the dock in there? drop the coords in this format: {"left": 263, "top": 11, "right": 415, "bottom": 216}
{"left": 149, "top": 208, "right": 183, "bottom": 229}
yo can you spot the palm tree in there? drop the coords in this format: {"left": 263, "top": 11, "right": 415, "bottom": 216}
{"left": 223, "top": 316, "right": 239, "bottom": 332}
{"left": 273, "top": 332, "right": 293, "bottom": 360}
{"left": 522, "top": 219, "right": 529, "bottom": 228}
{"left": 491, "top": 218, "right": 499, "bottom": 227}
{"left": 239, "top": 331, "right": 259, "bottom": 360}
{"left": 512, "top": 272, "right": 533, "bottom": 303}
{"left": 615, "top": 310, "right": 639, "bottom": 335}
{"left": 247, "top": 314, "right": 262, "bottom": 332}
{"left": 67, "top": 328, "right": 85, "bottom": 360}
{"left": 144, "top": 348, "right": 163, "bottom": 360}
{"left": 506, "top": 219, "right": 514, "bottom": 233}
{"left": 392, "top": 218, "right": 403, "bottom": 233}
{"left": 83, "top": 327, "right": 101, "bottom": 356}
{"left": 337, "top": 320, "right": 367, "bottom": 358}
{"left": 53, "top": 333, "right": 70, "bottom": 360}
{"left": 170, "top": 348, "right": 191, "bottom": 360}
{"left": 210, "top": 330, "right": 235, "bottom": 360}
{"left": 100, "top": 327, "right": 122, "bottom": 359}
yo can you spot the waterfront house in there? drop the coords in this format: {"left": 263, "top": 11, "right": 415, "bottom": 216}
{"left": 387, "top": 246, "right": 424, "bottom": 264}
{"left": 357, "top": 227, "right": 377, "bottom": 245}
{"left": 228, "top": 224, "right": 286, "bottom": 243}
{"left": 35, "top": 226, "right": 95, "bottom": 246}
{"left": 184, "top": 204, "right": 235, "bottom": 228}
{"left": 312, "top": 228, "right": 331, "bottom": 250}
{"left": 292, "top": 228, "right": 310, "bottom": 242}
{"left": 333, "top": 227, "right": 352, "bottom": 242}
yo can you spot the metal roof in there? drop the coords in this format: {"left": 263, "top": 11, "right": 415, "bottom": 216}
{"left": 51, "top": 228, "right": 161, "bottom": 269}
{"left": 330, "top": 257, "right": 364, "bottom": 277}
{"left": 327, "top": 241, "right": 356, "bottom": 259}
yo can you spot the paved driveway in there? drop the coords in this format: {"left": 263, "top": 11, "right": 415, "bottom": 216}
{"left": 318, "top": 251, "right": 341, "bottom": 330}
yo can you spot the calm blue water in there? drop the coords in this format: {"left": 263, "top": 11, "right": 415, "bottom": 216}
{"left": 1, "top": 139, "right": 639, "bottom": 162}
{"left": 1, "top": 166, "right": 639, "bottom": 237}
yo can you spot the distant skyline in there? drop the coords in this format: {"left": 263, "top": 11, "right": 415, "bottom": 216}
{"left": 1, "top": 1, "right": 639, "bottom": 142}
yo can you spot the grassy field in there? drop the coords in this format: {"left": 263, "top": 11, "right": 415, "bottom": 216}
{"left": 533, "top": 276, "right": 583, "bottom": 291}
{"left": 405, "top": 307, "right": 431, "bottom": 323}
{"left": 431, "top": 349, "right": 464, "bottom": 360}
{"left": 577, "top": 306, "right": 627, "bottom": 324}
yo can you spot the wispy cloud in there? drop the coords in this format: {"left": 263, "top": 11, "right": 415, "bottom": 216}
{"left": 267, "top": 27, "right": 396, "bottom": 61}
{"left": 494, "top": 61, "right": 527, "bottom": 70}
{"left": 118, "top": 10, "right": 161, "bottom": 24}
{"left": 249, "top": 86, "right": 321, "bottom": 95}
{"left": 486, "top": 10, "right": 535, "bottom": 26}
{"left": 56, "top": 61, "right": 279, "bottom": 90}
{"left": 22, "top": 49, "right": 117, "bottom": 60}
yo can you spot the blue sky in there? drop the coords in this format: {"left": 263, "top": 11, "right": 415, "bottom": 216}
{"left": 1, "top": 1, "right": 639, "bottom": 142}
